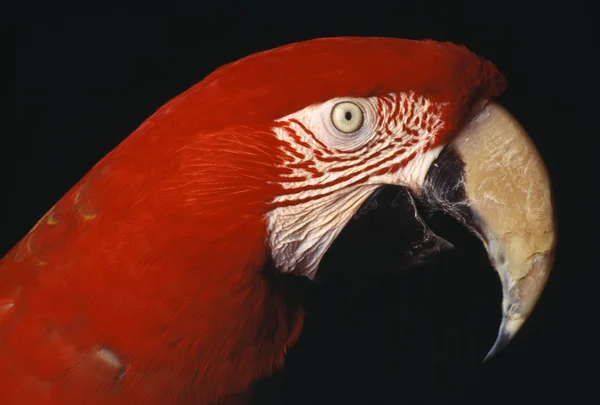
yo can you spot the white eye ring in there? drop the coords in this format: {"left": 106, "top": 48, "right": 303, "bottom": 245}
{"left": 330, "top": 101, "right": 364, "bottom": 134}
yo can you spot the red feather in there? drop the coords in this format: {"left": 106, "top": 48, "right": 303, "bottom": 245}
{"left": 1, "top": 37, "right": 504, "bottom": 404}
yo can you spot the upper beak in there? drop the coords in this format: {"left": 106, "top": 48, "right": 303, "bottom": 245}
{"left": 420, "top": 101, "right": 557, "bottom": 360}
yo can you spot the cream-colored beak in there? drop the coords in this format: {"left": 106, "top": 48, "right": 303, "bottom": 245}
{"left": 422, "top": 102, "right": 556, "bottom": 360}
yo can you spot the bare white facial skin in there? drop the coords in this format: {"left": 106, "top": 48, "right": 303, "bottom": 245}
{"left": 267, "top": 92, "right": 446, "bottom": 278}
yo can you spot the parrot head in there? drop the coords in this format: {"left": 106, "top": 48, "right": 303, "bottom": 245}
{"left": 1, "top": 37, "right": 556, "bottom": 404}
{"left": 168, "top": 37, "right": 554, "bottom": 357}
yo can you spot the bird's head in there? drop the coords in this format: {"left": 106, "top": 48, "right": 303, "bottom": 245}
{"left": 133, "top": 37, "right": 556, "bottom": 359}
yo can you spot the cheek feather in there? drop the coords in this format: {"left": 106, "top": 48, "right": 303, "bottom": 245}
{"left": 268, "top": 184, "right": 380, "bottom": 278}
{"left": 270, "top": 92, "right": 446, "bottom": 205}
{"left": 266, "top": 91, "right": 448, "bottom": 276}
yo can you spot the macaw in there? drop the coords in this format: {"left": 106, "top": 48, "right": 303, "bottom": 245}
{"left": 1, "top": 37, "right": 556, "bottom": 405}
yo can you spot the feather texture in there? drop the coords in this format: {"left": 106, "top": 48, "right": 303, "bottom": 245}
{"left": 2, "top": 37, "right": 505, "bottom": 404}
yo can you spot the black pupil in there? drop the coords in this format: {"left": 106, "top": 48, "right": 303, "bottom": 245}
{"left": 344, "top": 111, "right": 353, "bottom": 121}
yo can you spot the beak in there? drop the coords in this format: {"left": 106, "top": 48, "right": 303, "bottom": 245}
{"left": 420, "top": 102, "right": 556, "bottom": 360}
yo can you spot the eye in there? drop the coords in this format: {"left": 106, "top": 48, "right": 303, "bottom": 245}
{"left": 331, "top": 101, "right": 364, "bottom": 133}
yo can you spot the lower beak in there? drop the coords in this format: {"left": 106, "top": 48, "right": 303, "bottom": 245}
{"left": 421, "top": 102, "right": 557, "bottom": 360}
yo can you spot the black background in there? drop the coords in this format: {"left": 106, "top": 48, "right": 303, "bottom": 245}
{"left": 10, "top": 8, "right": 594, "bottom": 405}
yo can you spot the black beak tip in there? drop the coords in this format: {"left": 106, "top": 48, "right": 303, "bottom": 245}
{"left": 483, "top": 323, "right": 512, "bottom": 363}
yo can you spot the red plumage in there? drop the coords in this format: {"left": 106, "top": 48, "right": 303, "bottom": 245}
{"left": 1, "top": 37, "right": 505, "bottom": 404}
